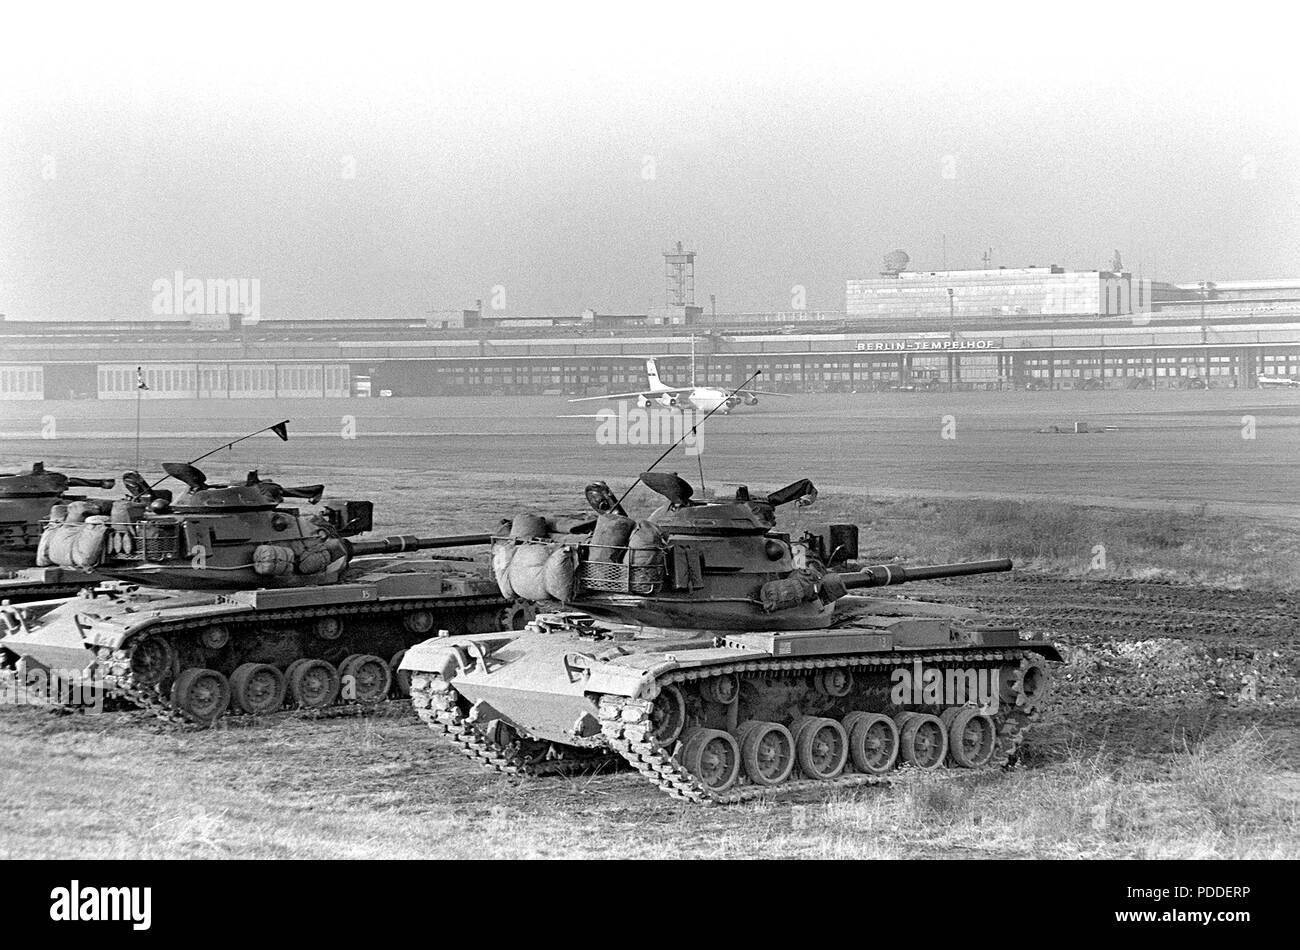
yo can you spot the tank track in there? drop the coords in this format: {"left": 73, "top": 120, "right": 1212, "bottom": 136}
{"left": 596, "top": 647, "right": 1039, "bottom": 803}
{"left": 409, "top": 672, "right": 618, "bottom": 777}
{"left": 88, "top": 594, "right": 512, "bottom": 726}
{"left": 410, "top": 646, "right": 1043, "bottom": 803}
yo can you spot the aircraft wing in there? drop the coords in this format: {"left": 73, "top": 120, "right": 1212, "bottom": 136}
{"left": 735, "top": 390, "right": 791, "bottom": 397}
{"left": 567, "top": 388, "right": 694, "bottom": 403}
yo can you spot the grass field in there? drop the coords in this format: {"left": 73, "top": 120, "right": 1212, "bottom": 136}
{"left": 2, "top": 694, "right": 1296, "bottom": 859}
{"left": 2, "top": 391, "right": 1298, "bottom": 858}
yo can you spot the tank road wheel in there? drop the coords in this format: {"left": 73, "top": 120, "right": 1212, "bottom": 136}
{"left": 900, "top": 713, "right": 948, "bottom": 770}
{"left": 648, "top": 684, "right": 687, "bottom": 747}
{"left": 699, "top": 672, "right": 739, "bottom": 705}
{"left": 403, "top": 611, "right": 434, "bottom": 635}
{"left": 128, "top": 635, "right": 177, "bottom": 687}
{"left": 199, "top": 625, "right": 230, "bottom": 650}
{"left": 814, "top": 668, "right": 854, "bottom": 698}
{"left": 170, "top": 668, "right": 231, "bottom": 725}
{"left": 1000, "top": 656, "right": 1050, "bottom": 713}
{"left": 679, "top": 728, "right": 741, "bottom": 793}
{"left": 288, "top": 659, "right": 341, "bottom": 709}
{"left": 794, "top": 717, "right": 849, "bottom": 780}
{"left": 339, "top": 654, "right": 392, "bottom": 705}
{"left": 230, "top": 663, "right": 287, "bottom": 715}
{"left": 389, "top": 650, "right": 411, "bottom": 698}
{"left": 946, "top": 708, "right": 996, "bottom": 769}
{"left": 497, "top": 603, "right": 534, "bottom": 631}
{"left": 843, "top": 711, "right": 900, "bottom": 775}
{"left": 736, "top": 720, "right": 795, "bottom": 786}
{"left": 313, "top": 617, "right": 344, "bottom": 641}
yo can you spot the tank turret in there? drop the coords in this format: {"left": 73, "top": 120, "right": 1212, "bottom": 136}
{"left": 0, "top": 462, "right": 116, "bottom": 556}
{"left": 32, "top": 463, "right": 387, "bottom": 590}
{"left": 514, "top": 473, "right": 1011, "bottom": 631}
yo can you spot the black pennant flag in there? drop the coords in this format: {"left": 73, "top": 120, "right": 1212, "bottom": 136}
{"left": 271, "top": 421, "right": 289, "bottom": 441}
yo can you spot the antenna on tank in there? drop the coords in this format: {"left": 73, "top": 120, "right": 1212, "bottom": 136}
{"left": 148, "top": 420, "right": 291, "bottom": 488}
{"left": 615, "top": 370, "right": 761, "bottom": 509}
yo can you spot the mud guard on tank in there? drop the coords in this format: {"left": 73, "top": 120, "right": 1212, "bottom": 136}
{"left": 580, "top": 645, "right": 769, "bottom": 698}
{"left": 400, "top": 632, "right": 524, "bottom": 680}
{"left": 1020, "top": 641, "right": 1062, "bottom": 662}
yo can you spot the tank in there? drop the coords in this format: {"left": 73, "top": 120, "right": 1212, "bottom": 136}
{"left": 401, "top": 472, "right": 1060, "bottom": 802}
{"left": 0, "top": 463, "right": 532, "bottom": 724}
{"left": 0, "top": 462, "right": 118, "bottom": 601}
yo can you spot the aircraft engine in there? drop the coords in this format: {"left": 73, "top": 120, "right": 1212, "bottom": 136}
{"left": 743, "top": 393, "right": 759, "bottom": 406}
{"left": 637, "top": 394, "right": 653, "bottom": 408}
{"left": 660, "top": 394, "right": 680, "bottom": 408}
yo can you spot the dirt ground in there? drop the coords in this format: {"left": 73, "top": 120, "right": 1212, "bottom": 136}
{"left": 2, "top": 392, "right": 1298, "bottom": 858}
{"left": 2, "top": 565, "right": 1296, "bottom": 859}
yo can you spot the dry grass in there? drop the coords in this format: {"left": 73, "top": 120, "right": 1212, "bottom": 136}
{"left": 2, "top": 707, "right": 1296, "bottom": 859}
{"left": 783, "top": 495, "right": 1300, "bottom": 591}
{"left": 3, "top": 465, "right": 1297, "bottom": 858}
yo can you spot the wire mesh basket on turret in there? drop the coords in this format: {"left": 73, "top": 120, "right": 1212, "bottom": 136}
{"left": 575, "top": 544, "right": 665, "bottom": 595}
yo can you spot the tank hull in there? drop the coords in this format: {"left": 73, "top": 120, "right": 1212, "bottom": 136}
{"left": 0, "top": 566, "right": 105, "bottom": 604}
{"left": 1, "top": 557, "right": 533, "bottom": 724}
{"left": 402, "top": 608, "right": 1059, "bottom": 801}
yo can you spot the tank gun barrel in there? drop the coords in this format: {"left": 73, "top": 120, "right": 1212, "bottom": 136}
{"left": 837, "top": 558, "right": 1012, "bottom": 591}
{"left": 65, "top": 477, "right": 117, "bottom": 490}
{"left": 346, "top": 533, "right": 493, "bottom": 557}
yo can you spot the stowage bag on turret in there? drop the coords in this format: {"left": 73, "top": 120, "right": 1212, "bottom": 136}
{"left": 544, "top": 545, "right": 578, "bottom": 602}
{"left": 35, "top": 505, "right": 67, "bottom": 566}
{"left": 254, "top": 544, "right": 295, "bottom": 576}
{"left": 509, "top": 513, "right": 551, "bottom": 541}
{"left": 627, "top": 521, "right": 665, "bottom": 568}
{"left": 45, "top": 505, "right": 89, "bottom": 568}
{"left": 508, "top": 542, "right": 554, "bottom": 602}
{"left": 295, "top": 539, "right": 332, "bottom": 575}
{"left": 72, "top": 516, "right": 110, "bottom": 569}
{"left": 759, "top": 569, "right": 820, "bottom": 612}
{"left": 590, "top": 513, "right": 635, "bottom": 562}
{"left": 492, "top": 539, "right": 516, "bottom": 598}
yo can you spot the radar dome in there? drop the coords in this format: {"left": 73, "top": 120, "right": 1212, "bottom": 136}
{"left": 882, "top": 249, "right": 910, "bottom": 275}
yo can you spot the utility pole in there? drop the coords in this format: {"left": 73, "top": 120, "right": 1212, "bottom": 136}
{"left": 948, "top": 287, "right": 957, "bottom": 390}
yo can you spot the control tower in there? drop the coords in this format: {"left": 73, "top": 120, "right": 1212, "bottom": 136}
{"left": 664, "top": 241, "right": 696, "bottom": 307}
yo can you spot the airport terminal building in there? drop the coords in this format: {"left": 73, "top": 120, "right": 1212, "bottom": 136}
{"left": 2, "top": 267, "right": 1298, "bottom": 400}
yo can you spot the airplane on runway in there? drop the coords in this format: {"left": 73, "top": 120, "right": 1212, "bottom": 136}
{"left": 567, "top": 359, "right": 788, "bottom": 414}
{"left": 1256, "top": 375, "right": 1300, "bottom": 389}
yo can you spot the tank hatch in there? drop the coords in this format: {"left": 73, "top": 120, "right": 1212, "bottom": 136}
{"left": 642, "top": 472, "right": 816, "bottom": 535}
{"left": 164, "top": 464, "right": 322, "bottom": 512}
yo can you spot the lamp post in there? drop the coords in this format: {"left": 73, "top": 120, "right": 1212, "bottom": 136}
{"left": 947, "top": 288, "right": 956, "bottom": 390}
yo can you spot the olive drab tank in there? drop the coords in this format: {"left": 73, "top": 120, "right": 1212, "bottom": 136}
{"left": 401, "top": 473, "right": 1060, "bottom": 802}
{"left": 0, "top": 463, "right": 532, "bottom": 725}
{"left": 0, "top": 462, "right": 118, "bottom": 601}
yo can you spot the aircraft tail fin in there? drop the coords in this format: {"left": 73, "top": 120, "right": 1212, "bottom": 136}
{"left": 645, "top": 359, "right": 670, "bottom": 392}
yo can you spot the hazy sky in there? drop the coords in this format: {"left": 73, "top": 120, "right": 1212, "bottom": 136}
{"left": 2, "top": 3, "right": 1297, "bottom": 322}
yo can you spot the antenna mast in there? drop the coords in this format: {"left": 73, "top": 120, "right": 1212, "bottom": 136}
{"left": 615, "top": 370, "right": 761, "bottom": 509}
